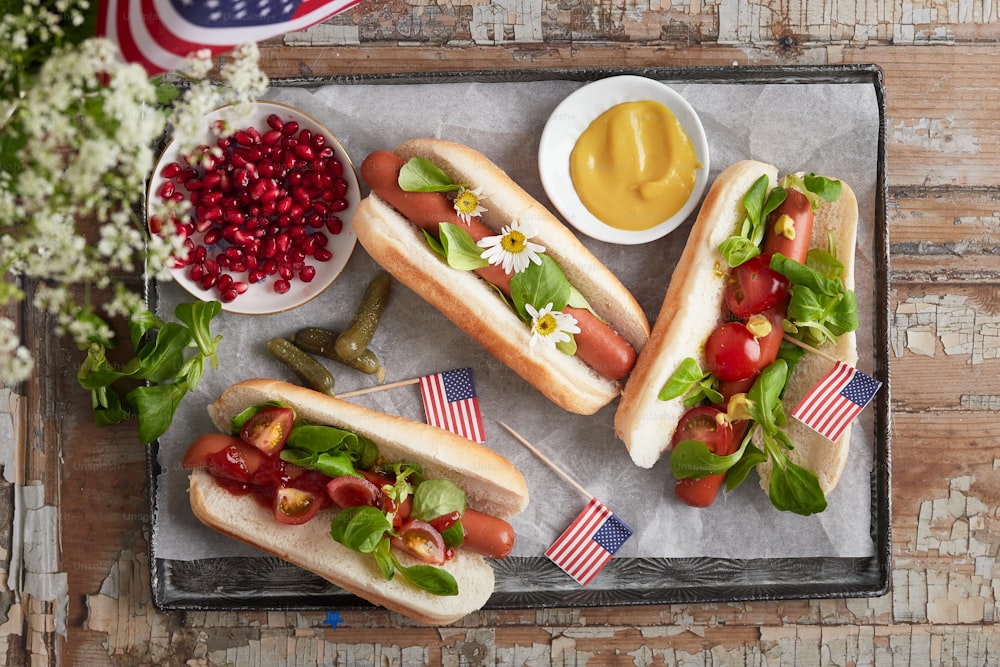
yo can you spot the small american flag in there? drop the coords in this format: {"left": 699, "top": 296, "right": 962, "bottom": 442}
{"left": 545, "top": 497, "right": 633, "bottom": 586}
{"left": 418, "top": 368, "right": 485, "bottom": 443}
{"left": 792, "top": 360, "right": 882, "bottom": 442}
{"left": 98, "top": 0, "right": 362, "bottom": 75}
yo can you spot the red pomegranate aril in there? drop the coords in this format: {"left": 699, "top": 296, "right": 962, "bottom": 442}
{"left": 311, "top": 133, "right": 326, "bottom": 150}
{"left": 330, "top": 198, "right": 349, "bottom": 213}
{"left": 220, "top": 289, "right": 238, "bottom": 303}
{"left": 266, "top": 114, "right": 283, "bottom": 130}
{"left": 334, "top": 177, "right": 349, "bottom": 197}
{"left": 276, "top": 233, "right": 292, "bottom": 254}
{"left": 230, "top": 260, "right": 247, "bottom": 273}
{"left": 201, "top": 190, "right": 222, "bottom": 207}
{"left": 161, "top": 162, "right": 183, "bottom": 178}
{"left": 264, "top": 259, "right": 279, "bottom": 275}
{"left": 170, "top": 192, "right": 185, "bottom": 203}
{"left": 194, "top": 217, "right": 213, "bottom": 234}
{"left": 158, "top": 181, "right": 175, "bottom": 198}
{"left": 276, "top": 196, "right": 293, "bottom": 214}
{"left": 274, "top": 279, "right": 291, "bottom": 294}
{"left": 193, "top": 246, "right": 208, "bottom": 263}
{"left": 315, "top": 248, "right": 333, "bottom": 262}
{"left": 216, "top": 136, "right": 233, "bottom": 151}
{"left": 282, "top": 121, "right": 299, "bottom": 136}
{"left": 217, "top": 273, "right": 234, "bottom": 290}
{"left": 289, "top": 204, "right": 305, "bottom": 221}
{"left": 233, "top": 281, "right": 249, "bottom": 295}
{"left": 326, "top": 158, "right": 343, "bottom": 177}
{"left": 200, "top": 274, "right": 218, "bottom": 290}
{"left": 326, "top": 216, "right": 343, "bottom": 234}
{"left": 202, "top": 172, "right": 222, "bottom": 189}
{"left": 293, "top": 143, "right": 314, "bottom": 160}
{"left": 263, "top": 129, "right": 283, "bottom": 145}
{"left": 234, "top": 130, "right": 254, "bottom": 146}
{"left": 279, "top": 264, "right": 294, "bottom": 280}
{"left": 190, "top": 264, "right": 205, "bottom": 281}
{"left": 203, "top": 228, "right": 222, "bottom": 245}
{"left": 249, "top": 269, "right": 267, "bottom": 283}
{"left": 299, "top": 266, "right": 316, "bottom": 282}
{"left": 313, "top": 231, "right": 329, "bottom": 247}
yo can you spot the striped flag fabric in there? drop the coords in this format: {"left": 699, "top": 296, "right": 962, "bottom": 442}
{"left": 418, "top": 368, "right": 486, "bottom": 443}
{"left": 97, "top": 0, "right": 362, "bottom": 75}
{"left": 545, "top": 497, "right": 633, "bottom": 586}
{"left": 792, "top": 360, "right": 882, "bottom": 442}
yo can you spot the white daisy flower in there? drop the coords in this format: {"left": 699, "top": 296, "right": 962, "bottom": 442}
{"left": 477, "top": 220, "right": 545, "bottom": 274}
{"left": 453, "top": 186, "right": 488, "bottom": 224}
{"left": 525, "top": 303, "right": 580, "bottom": 350}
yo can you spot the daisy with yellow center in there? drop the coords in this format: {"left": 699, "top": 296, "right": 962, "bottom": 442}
{"left": 525, "top": 303, "right": 580, "bottom": 349}
{"left": 477, "top": 220, "right": 546, "bottom": 274}
{"left": 453, "top": 186, "right": 487, "bottom": 224}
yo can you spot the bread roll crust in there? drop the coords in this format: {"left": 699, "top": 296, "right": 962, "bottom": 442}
{"left": 352, "top": 138, "right": 650, "bottom": 415}
{"left": 614, "top": 162, "right": 860, "bottom": 497}
{"left": 190, "top": 379, "right": 529, "bottom": 625}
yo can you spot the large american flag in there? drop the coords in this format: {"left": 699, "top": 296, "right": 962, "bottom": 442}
{"left": 98, "top": 0, "right": 362, "bottom": 75}
{"left": 418, "top": 368, "right": 486, "bottom": 443}
{"left": 545, "top": 497, "right": 633, "bottom": 586}
{"left": 792, "top": 360, "right": 882, "bottom": 442}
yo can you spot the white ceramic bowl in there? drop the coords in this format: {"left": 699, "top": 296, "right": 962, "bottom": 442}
{"left": 538, "top": 76, "right": 709, "bottom": 245}
{"left": 147, "top": 101, "right": 359, "bottom": 315}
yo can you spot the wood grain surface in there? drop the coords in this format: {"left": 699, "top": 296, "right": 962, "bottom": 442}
{"left": 3, "top": 1, "right": 1000, "bottom": 665}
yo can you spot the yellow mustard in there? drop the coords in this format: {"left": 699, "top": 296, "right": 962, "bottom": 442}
{"left": 569, "top": 100, "right": 700, "bottom": 231}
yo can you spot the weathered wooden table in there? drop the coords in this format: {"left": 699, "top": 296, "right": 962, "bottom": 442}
{"left": 4, "top": 3, "right": 999, "bottom": 665}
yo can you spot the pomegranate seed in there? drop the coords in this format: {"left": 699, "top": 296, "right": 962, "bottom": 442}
{"left": 161, "top": 162, "right": 183, "bottom": 178}
{"left": 217, "top": 273, "right": 233, "bottom": 290}
{"left": 233, "top": 281, "right": 249, "bottom": 295}
{"left": 327, "top": 158, "right": 343, "bottom": 177}
{"left": 189, "top": 264, "right": 204, "bottom": 281}
{"left": 234, "top": 130, "right": 254, "bottom": 146}
{"left": 278, "top": 265, "right": 294, "bottom": 280}
{"left": 282, "top": 121, "right": 299, "bottom": 136}
{"left": 273, "top": 279, "right": 291, "bottom": 294}
{"left": 193, "top": 246, "right": 208, "bottom": 263}
{"left": 315, "top": 248, "right": 333, "bottom": 262}
{"left": 311, "top": 133, "right": 326, "bottom": 150}
{"left": 299, "top": 266, "right": 316, "bottom": 282}
{"left": 266, "top": 114, "right": 284, "bottom": 130}
{"left": 158, "top": 181, "right": 175, "bottom": 198}
{"left": 194, "top": 218, "right": 213, "bottom": 234}
{"left": 220, "top": 289, "right": 238, "bottom": 303}
{"left": 249, "top": 269, "right": 267, "bottom": 283}
{"left": 202, "top": 191, "right": 222, "bottom": 206}
{"left": 276, "top": 196, "right": 293, "bottom": 214}
{"left": 293, "top": 143, "right": 314, "bottom": 160}
{"left": 263, "top": 129, "right": 283, "bottom": 145}
{"left": 263, "top": 259, "right": 279, "bottom": 275}
{"left": 204, "top": 259, "right": 219, "bottom": 275}
{"left": 326, "top": 216, "right": 343, "bottom": 234}
{"left": 200, "top": 274, "right": 218, "bottom": 290}
{"left": 247, "top": 126, "right": 261, "bottom": 143}
{"left": 204, "top": 228, "right": 222, "bottom": 245}
{"left": 313, "top": 232, "right": 329, "bottom": 247}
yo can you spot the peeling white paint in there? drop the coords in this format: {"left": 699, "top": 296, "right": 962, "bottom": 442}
{"left": 891, "top": 116, "right": 980, "bottom": 155}
{"left": 893, "top": 294, "right": 1000, "bottom": 363}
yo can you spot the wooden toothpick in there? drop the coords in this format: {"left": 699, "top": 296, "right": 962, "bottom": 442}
{"left": 335, "top": 377, "right": 420, "bottom": 399}
{"left": 782, "top": 334, "right": 840, "bottom": 363}
{"left": 498, "top": 422, "right": 594, "bottom": 502}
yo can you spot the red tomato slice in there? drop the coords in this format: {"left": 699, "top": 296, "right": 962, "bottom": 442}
{"left": 724, "top": 254, "right": 790, "bottom": 319}
{"left": 326, "top": 475, "right": 382, "bottom": 509}
{"left": 182, "top": 433, "right": 244, "bottom": 469}
{"left": 273, "top": 487, "right": 321, "bottom": 525}
{"left": 705, "top": 322, "right": 762, "bottom": 382}
{"left": 205, "top": 442, "right": 266, "bottom": 484}
{"left": 671, "top": 407, "right": 736, "bottom": 508}
{"left": 391, "top": 519, "right": 447, "bottom": 565}
{"left": 240, "top": 406, "right": 295, "bottom": 456}
{"left": 671, "top": 406, "right": 735, "bottom": 455}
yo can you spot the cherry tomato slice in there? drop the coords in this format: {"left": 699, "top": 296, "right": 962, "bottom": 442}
{"left": 671, "top": 406, "right": 735, "bottom": 455}
{"left": 724, "top": 254, "right": 790, "bottom": 319}
{"left": 205, "top": 442, "right": 266, "bottom": 484}
{"left": 705, "top": 322, "right": 762, "bottom": 382}
{"left": 671, "top": 407, "right": 736, "bottom": 508}
{"left": 273, "top": 487, "right": 322, "bottom": 525}
{"left": 240, "top": 406, "right": 295, "bottom": 457}
{"left": 182, "top": 433, "right": 244, "bottom": 469}
{"left": 391, "top": 519, "right": 447, "bottom": 565}
{"left": 326, "top": 475, "right": 382, "bottom": 509}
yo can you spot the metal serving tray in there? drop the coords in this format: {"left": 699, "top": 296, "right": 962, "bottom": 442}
{"left": 148, "top": 65, "right": 891, "bottom": 611}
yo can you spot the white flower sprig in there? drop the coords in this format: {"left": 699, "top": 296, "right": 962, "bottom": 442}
{"left": 0, "top": 6, "right": 269, "bottom": 384}
{"left": 525, "top": 302, "right": 580, "bottom": 350}
{"left": 476, "top": 220, "right": 546, "bottom": 275}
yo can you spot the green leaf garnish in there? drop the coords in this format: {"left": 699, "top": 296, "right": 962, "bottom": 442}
{"left": 398, "top": 157, "right": 465, "bottom": 193}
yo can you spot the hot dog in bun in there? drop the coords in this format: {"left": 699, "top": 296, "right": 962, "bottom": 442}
{"left": 615, "top": 160, "right": 861, "bottom": 515}
{"left": 352, "top": 139, "right": 650, "bottom": 415}
{"left": 183, "top": 379, "right": 529, "bottom": 625}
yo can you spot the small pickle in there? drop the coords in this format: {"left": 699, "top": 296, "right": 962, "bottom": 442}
{"left": 267, "top": 337, "right": 336, "bottom": 396}
{"left": 294, "top": 327, "right": 386, "bottom": 383}
{"left": 335, "top": 271, "right": 391, "bottom": 361}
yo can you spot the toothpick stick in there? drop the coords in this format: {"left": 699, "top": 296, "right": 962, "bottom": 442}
{"left": 336, "top": 377, "right": 420, "bottom": 399}
{"left": 498, "top": 422, "right": 593, "bottom": 502}
{"left": 782, "top": 334, "right": 840, "bottom": 363}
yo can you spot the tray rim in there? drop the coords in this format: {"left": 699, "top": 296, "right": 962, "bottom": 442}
{"left": 147, "top": 63, "right": 892, "bottom": 612}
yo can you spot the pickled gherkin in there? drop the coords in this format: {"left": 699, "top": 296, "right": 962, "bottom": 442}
{"left": 267, "top": 337, "right": 336, "bottom": 396}
{"left": 335, "top": 272, "right": 391, "bottom": 361}
{"left": 294, "top": 327, "right": 386, "bottom": 383}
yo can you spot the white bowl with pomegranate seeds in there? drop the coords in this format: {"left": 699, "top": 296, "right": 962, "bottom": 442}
{"left": 147, "top": 101, "right": 359, "bottom": 315}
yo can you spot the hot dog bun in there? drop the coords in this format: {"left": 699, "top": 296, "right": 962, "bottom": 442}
{"left": 189, "top": 379, "right": 529, "bottom": 626}
{"left": 352, "top": 138, "right": 650, "bottom": 415}
{"left": 615, "top": 161, "right": 860, "bottom": 495}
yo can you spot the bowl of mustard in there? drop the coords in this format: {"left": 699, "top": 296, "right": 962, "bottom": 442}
{"left": 538, "top": 76, "right": 709, "bottom": 245}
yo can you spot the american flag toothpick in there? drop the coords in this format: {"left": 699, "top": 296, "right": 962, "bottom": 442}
{"left": 499, "top": 422, "right": 633, "bottom": 587}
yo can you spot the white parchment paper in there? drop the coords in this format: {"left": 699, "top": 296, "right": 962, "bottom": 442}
{"left": 153, "top": 77, "right": 882, "bottom": 563}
